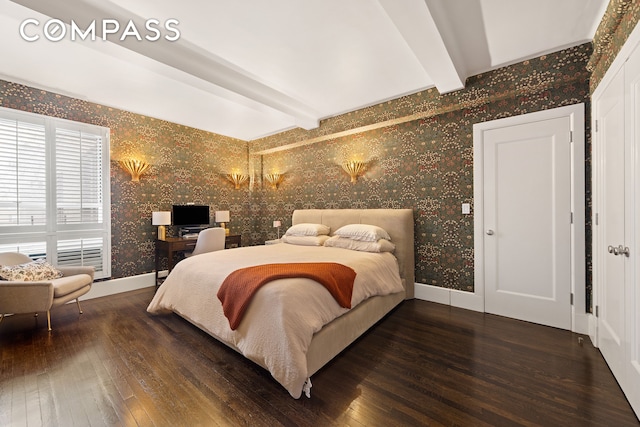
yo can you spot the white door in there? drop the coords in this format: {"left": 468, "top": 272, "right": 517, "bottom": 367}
{"left": 483, "top": 117, "right": 572, "bottom": 329}
{"left": 626, "top": 43, "right": 640, "bottom": 418}
{"left": 596, "top": 43, "right": 640, "bottom": 418}
{"left": 596, "top": 65, "right": 627, "bottom": 384}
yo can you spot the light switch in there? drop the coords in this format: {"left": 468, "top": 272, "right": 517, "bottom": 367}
{"left": 462, "top": 203, "right": 471, "bottom": 214}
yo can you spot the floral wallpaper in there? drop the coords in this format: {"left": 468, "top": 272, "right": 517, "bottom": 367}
{"left": 253, "top": 43, "right": 592, "bottom": 293}
{"left": 1, "top": 2, "right": 638, "bottom": 313}
{"left": 0, "top": 43, "right": 593, "bottom": 295}
{"left": 109, "top": 123, "right": 251, "bottom": 278}
{"left": 0, "top": 80, "right": 250, "bottom": 279}
{"left": 588, "top": 0, "right": 640, "bottom": 93}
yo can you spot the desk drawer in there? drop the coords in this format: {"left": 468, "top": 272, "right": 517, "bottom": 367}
{"left": 174, "top": 240, "right": 197, "bottom": 251}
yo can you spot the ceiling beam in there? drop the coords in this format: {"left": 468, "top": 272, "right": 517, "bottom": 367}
{"left": 377, "top": 0, "right": 466, "bottom": 94}
{"left": 10, "top": 0, "right": 320, "bottom": 130}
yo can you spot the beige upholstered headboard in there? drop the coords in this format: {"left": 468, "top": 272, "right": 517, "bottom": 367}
{"left": 292, "top": 209, "right": 415, "bottom": 299}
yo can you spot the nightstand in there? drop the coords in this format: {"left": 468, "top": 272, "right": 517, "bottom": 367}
{"left": 225, "top": 234, "right": 241, "bottom": 248}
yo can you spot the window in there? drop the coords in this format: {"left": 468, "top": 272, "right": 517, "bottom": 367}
{"left": 0, "top": 107, "right": 111, "bottom": 279}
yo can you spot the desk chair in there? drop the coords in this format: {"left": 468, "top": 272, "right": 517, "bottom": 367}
{"left": 186, "top": 227, "right": 226, "bottom": 257}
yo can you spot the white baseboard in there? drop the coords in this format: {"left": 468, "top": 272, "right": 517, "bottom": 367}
{"left": 451, "top": 289, "right": 484, "bottom": 312}
{"left": 573, "top": 312, "right": 590, "bottom": 336}
{"left": 414, "top": 283, "right": 483, "bottom": 312}
{"left": 588, "top": 313, "right": 598, "bottom": 347}
{"left": 414, "top": 282, "right": 451, "bottom": 305}
{"left": 414, "top": 283, "right": 588, "bottom": 334}
{"left": 80, "top": 272, "right": 156, "bottom": 300}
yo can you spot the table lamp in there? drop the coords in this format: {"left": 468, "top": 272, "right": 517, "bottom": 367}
{"left": 273, "top": 220, "right": 282, "bottom": 239}
{"left": 152, "top": 211, "right": 171, "bottom": 240}
{"left": 216, "top": 210, "right": 230, "bottom": 236}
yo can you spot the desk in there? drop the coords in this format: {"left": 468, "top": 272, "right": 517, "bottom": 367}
{"left": 155, "top": 234, "right": 241, "bottom": 285}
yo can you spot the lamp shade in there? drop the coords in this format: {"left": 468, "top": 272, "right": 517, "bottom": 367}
{"left": 273, "top": 220, "right": 282, "bottom": 228}
{"left": 152, "top": 211, "right": 171, "bottom": 226}
{"left": 215, "top": 210, "right": 230, "bottom": 223}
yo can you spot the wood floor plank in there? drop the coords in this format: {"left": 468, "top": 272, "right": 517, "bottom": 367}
{"left": 121, "top": 395, "right": 152, "bottom": 427}
{"left": 0, "top": 288, "right": 638, "bottom": 426}
{"left": 35, "top": 371, "right": 63, "bottom": 427}
{"left": 0, "top": 358, "right": 12, "bottom": 426}
{"left": 10, "top": 376, "right": 27, "bottom": 427}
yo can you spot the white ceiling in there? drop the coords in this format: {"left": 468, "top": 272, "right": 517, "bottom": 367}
{"left": 0, "top": 0, "right": 607, "bottom": 141}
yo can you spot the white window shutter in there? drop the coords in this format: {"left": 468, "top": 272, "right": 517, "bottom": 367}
{"left": 0, "top": 117, "right": 47, "bottom": 226}
{"left": 0, "top": 107, "right": 111, "bottom": 279}
{"left": 56, "top": 127, "right": 103, "bottom": 225}
{"left": 56, "top": 237, "right": 105, "bottom": 273}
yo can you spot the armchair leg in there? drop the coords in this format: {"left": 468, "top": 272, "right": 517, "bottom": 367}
{"left": 47, "top": 311, "right": 51, "bottom": 331}
{"left": 76, "top": 298, "right": 83, "bottom": 315}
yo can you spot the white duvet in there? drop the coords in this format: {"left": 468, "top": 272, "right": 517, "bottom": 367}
{"left": 147, "top": 243, "right": 403, "bottom": 398}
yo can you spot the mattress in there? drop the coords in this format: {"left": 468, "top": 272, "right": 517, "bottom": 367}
{"left": 147, "top": 243, "right": 404, "bottom": 398}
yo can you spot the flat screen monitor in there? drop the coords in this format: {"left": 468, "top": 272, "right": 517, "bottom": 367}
{"left": 172, "top": 205, "right": 210, "bottom": 226}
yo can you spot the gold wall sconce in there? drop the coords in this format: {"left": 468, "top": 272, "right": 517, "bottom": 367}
{"left": 342, "top": 160, "right": 367, "bottom": 184}
{"left": 264, "top": 173, "right": 285, "bottom": 189}
{"left": 119, "top": 158, "right": 150, "bottom": 182}
{"left": 226, "top": 171, "right": 249, "bottom": 189}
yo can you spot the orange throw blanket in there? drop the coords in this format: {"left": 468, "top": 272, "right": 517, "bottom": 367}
{"left": 217, "top": 262, "right": 357, "bottom": 330}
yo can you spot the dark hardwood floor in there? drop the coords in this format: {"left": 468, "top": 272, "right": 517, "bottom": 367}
{"left": 0, "top": 287, "right": 638, "bottom": 427}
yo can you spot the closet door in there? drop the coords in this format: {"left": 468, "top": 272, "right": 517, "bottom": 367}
{"left": 594, "top": 42, "right": 640, "bottom": 419}
{"left": 624, "top": 43, "right": 640, "bottom": 417}
{"left": 596, "top": 64, "right": 627, "bottom": 385}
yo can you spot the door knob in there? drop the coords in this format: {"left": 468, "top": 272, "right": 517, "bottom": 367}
{"left": 486, "top": 229, "right": 494, "bottom": 236}
{"left": 608, "top": 245, "right": 630, "bottom": 257}
{"left": 618, "top": 245, "right": 630, "bottom": 257}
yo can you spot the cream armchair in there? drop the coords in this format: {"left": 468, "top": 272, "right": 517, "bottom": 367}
{"left": 0, "top": 252, "right": 94, "bottom": 331}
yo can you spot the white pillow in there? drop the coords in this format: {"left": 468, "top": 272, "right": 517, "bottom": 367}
{"left": 0, "top": 259, "right": 63, "bottom": 281}
{"left": 324, "top": 235, "right": 395, "bottom": 253}
{"left": 334, "top": 224, "right": 391, "bottom": 242}
{"left": 285, "top": 223, "right": 330, "bottom": 237}
{"left": 281, "top": 235, "right": 330, "bottom": 246}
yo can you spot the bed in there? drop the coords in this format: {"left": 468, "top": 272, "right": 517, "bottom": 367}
{"left": 147, "top": 208, "right": 414, "bottom": 398}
